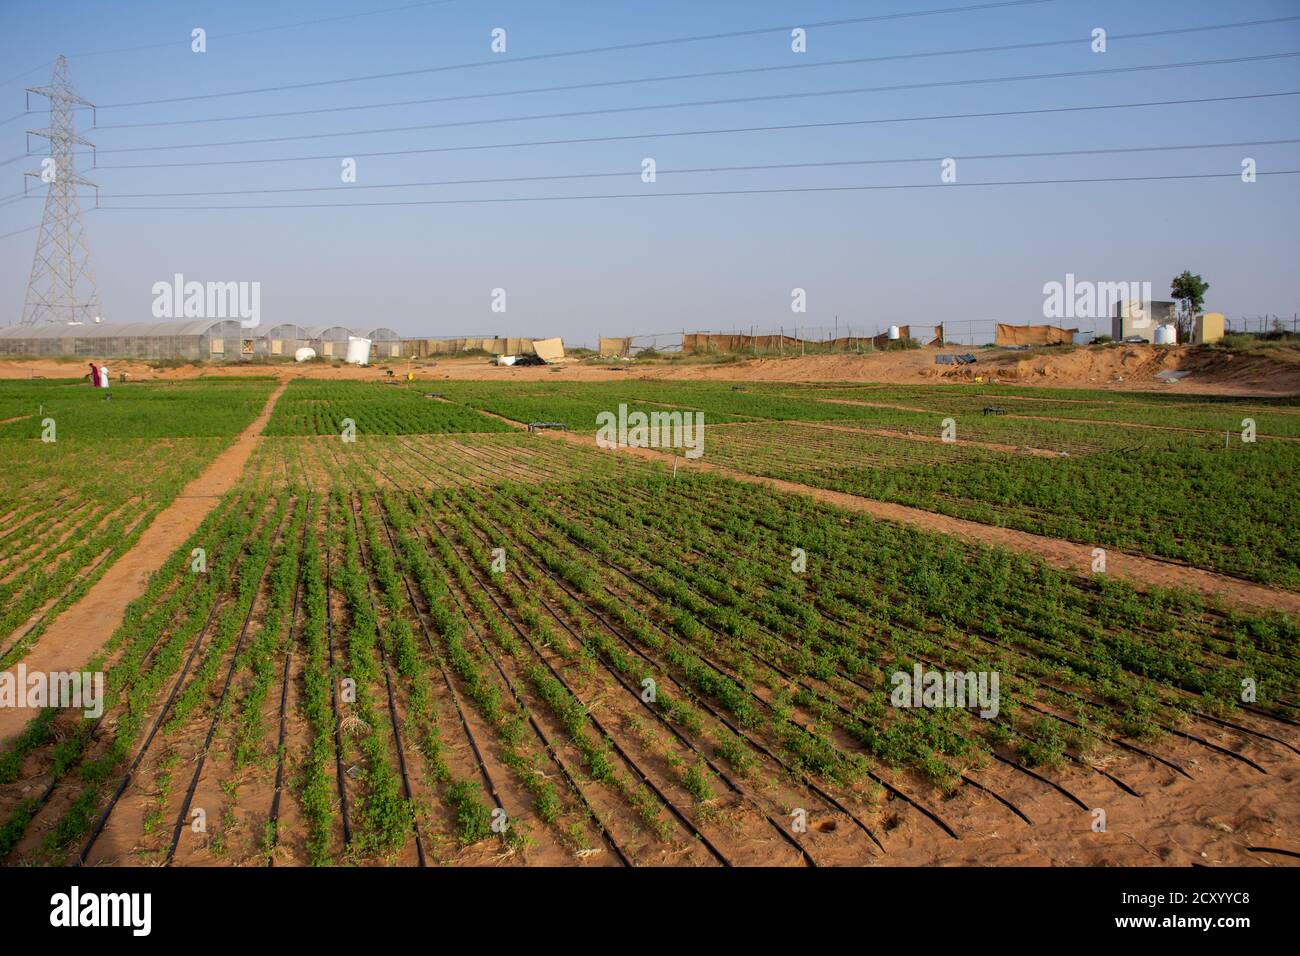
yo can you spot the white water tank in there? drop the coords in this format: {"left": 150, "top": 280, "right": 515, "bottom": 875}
{"left": 888, "top": 325, "right": 901, "bottom": 340}
{"left": 1153, "top": 324, "right": 1177, "bottom": 345}
{"left": 294, "top": 347, "right": 316, "bottom": 362}
{"left": 345, "top": 336, "right": 372, "bottom": 365}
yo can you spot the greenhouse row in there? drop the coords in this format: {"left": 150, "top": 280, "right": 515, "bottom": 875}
{"left": 0, "top": 320, "right": 404, "bottom": 361}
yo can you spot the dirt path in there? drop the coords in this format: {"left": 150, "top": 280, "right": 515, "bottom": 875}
{"left": 945, "top": 392, "right": 1300, "bottom": 415}
{"left": 787, "top": 419, "right": 1065, "bottom": 458}
{"left": 0, "top": 380, "right": 289, "bottom": 747}
{"left": 533, "top": 427, "right": 1300, "bottom": 616}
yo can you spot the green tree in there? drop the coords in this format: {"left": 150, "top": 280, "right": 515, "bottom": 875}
{"left": 1170, "top": 271, "right": 1210, "bottom": 341}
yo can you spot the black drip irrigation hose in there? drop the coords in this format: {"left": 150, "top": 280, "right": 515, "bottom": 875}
{"left": 428, "top": 518, "right": 733, "bottom": 868}
{"left": 410, "top": 533, "right": 631, "bottom": 862}
{"left": 77, "top": 523, "right": 246, "bottom": 866}
{"left": 164, "top": 507, "right": 291, "bottom": 865}
{"left": 0, "top": 497, "right": 262, "bottom": 863}
{"left": 268, "top": 507, "right": 310, "bottom": 865}
{"left": 324, "top": 518, "right": 353, "bottom": 848}
{"left": 346, "top": 490, "right": 426, "bottom": 867}
{"left": 449, "top": 486, "right": 892, "bottom": 853}
{"left": 372, "top": 489, "right": 631, "bottom": 867}
{"left": 512, "top": 511, "right": 960, "bottom": 842}
{"left": 448, "top": 506, "right": 815, "bottom": 866}
{"left": 495, "top": 504, "right": 888, "bottom": 856}
{"left": 327, "top": 440, "right": 514, "bottom": 855}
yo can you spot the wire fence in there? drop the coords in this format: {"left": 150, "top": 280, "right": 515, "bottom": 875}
{"left": 602, "top": 321, "right": 1056, "bottom": 353}
{"left": 607, "top": 324, "right": 941, "bottom": 355}
{"left": 589, "top": 313, "right": 1300, "bottom": 356}
{"left": 1224, "top": 314, "right": 1299, "bottom": 335}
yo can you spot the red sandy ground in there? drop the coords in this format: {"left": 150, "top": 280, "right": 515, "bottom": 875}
{"left": 3, "top": 342, "right": 1298, "bottom": 394}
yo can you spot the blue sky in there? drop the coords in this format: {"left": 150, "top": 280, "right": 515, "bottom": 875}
{"left": 1, "top": 0, "right": 1297, "bottom": 345}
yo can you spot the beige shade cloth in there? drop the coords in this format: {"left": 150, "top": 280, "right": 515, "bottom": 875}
{"left": 599, "top": 336, "right": 633, "bottom": 357}
{"left": 682, "top": 330, "right": 913, "bottom": 353}
{"left": 531, "top": 337, "right": 566, "bottom": 363}
{"left": 403, "top": 337, "right": 541, "bottom": 357}
{"left": 995, "top": 324, "right": 1077, "bottom": 346}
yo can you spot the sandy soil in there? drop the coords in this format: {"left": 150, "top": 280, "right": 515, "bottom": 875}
{"left": 0, "top": 380, "right": 288, "bottom": 747}
{"left": 4, "top": 343, "right": 1297, "bottom": 395}
{"left": 882, "top": 714, "right": 1300, "bottom": 867}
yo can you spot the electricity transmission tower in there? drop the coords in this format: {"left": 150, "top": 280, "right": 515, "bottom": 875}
{"left": 20, "top": 55, "right": 102, "bottom": 326}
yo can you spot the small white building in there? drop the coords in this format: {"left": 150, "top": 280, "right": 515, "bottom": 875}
{"left": 1112, "top": 300, "right": 1176, "bottom": 343}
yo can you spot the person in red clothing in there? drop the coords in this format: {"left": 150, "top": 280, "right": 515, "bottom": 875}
{"left": 87, "top": 362, "right": 99, "bottom": 387}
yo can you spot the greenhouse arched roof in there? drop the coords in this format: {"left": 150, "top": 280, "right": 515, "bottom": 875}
{"left": 0, "top": 319, "right": 235, "bottom": 340}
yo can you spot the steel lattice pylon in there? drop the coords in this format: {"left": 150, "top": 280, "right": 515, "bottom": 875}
{"left": 20, "top": 55, "right": 102, "bottom": 326}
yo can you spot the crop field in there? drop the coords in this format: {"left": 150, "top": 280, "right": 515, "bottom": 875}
{"left": 246, "top": 432, "right": 659, "bottom": 490}
{"left": 263, "top": 380, "right": 516, "bottom": 436}
{"left": 436, "top": 380, "right": 1300, "bottom": 587}
{"left": 0, "top": 378, "right": 276, "bottom": 439}
{"left": 699, "top": 421, "right": 1300, "bottom": 588}
{"left": 0, "top": 379, "right": 278, "bottom": 667}
{"left": 0, "top": 376, "right": 1296, "bottom": 868}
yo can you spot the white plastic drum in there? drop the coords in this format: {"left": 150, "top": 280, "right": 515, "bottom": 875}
{"left": 1153, "top": 324, "right": 1177, "bottom": 345}
{"left": 294, "top": 347, "right": 317, "bottom": 362}
{"left": 345, "top": 336, "right": 372, "bottom": 365}
{"left": 888, "top": 325, "right": 901, "bottom": 340}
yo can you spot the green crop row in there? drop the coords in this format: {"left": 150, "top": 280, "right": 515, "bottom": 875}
{"left": 262, "top": 380, "right": 512, "bottom": 435}
{"left": 0, "top": 379, "right": 275, "bottom": 439}
{"left": 703, "top": 423, "right": 1300, "bottom": 588}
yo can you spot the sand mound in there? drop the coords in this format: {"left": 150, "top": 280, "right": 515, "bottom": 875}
{"left": 2, "top": 344, "right": 1296, "bottom": 396}
{"left": 928, "top": 344, "right": 1300, "bottom": 395}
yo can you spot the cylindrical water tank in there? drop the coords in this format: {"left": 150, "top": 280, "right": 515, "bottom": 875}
{"left": 888, "top": 325, "right": 901, "bottom": 340}
{"left": 345, "top": 336, "right": 372, "bottom": 365}
{"left": 1153, "top": 324, "right": 1177, "bottom": 345}
{"left": 294, "top": 347, "right": 317, "bottom": 362}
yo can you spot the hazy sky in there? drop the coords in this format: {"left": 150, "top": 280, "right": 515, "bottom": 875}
{"left": 1, "top": 0, "right": 1297, "bottom": 345}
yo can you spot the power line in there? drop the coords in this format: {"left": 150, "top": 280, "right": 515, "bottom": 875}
{"left": 85, "top": 139, "right": 1300, "bottom": 199}
{"left": 92, "top": 170, "right": 1300, "bottom": 211}
{"left": 77, "top": 52, "right": 1300, "bottom": 156}
{"left": 85, "top": 0, "right": 471, "bottom": 54}
{"left": 23, "top": 168, "right": 1285, "bottom": 235}
{"left": 86, "top": 16, "right": 1300, "bottom": 131}
{"left": 90, "top": 0, "right": 1063, "bottom": 109}
{"left": 77, "top": 90, "right": 1300, "bottom": 171}
{"left": 0, "top": 222, "right": 43, "bottom": 241}
{"left": 0, "top": 0, "right": 475, "bottom": 86}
